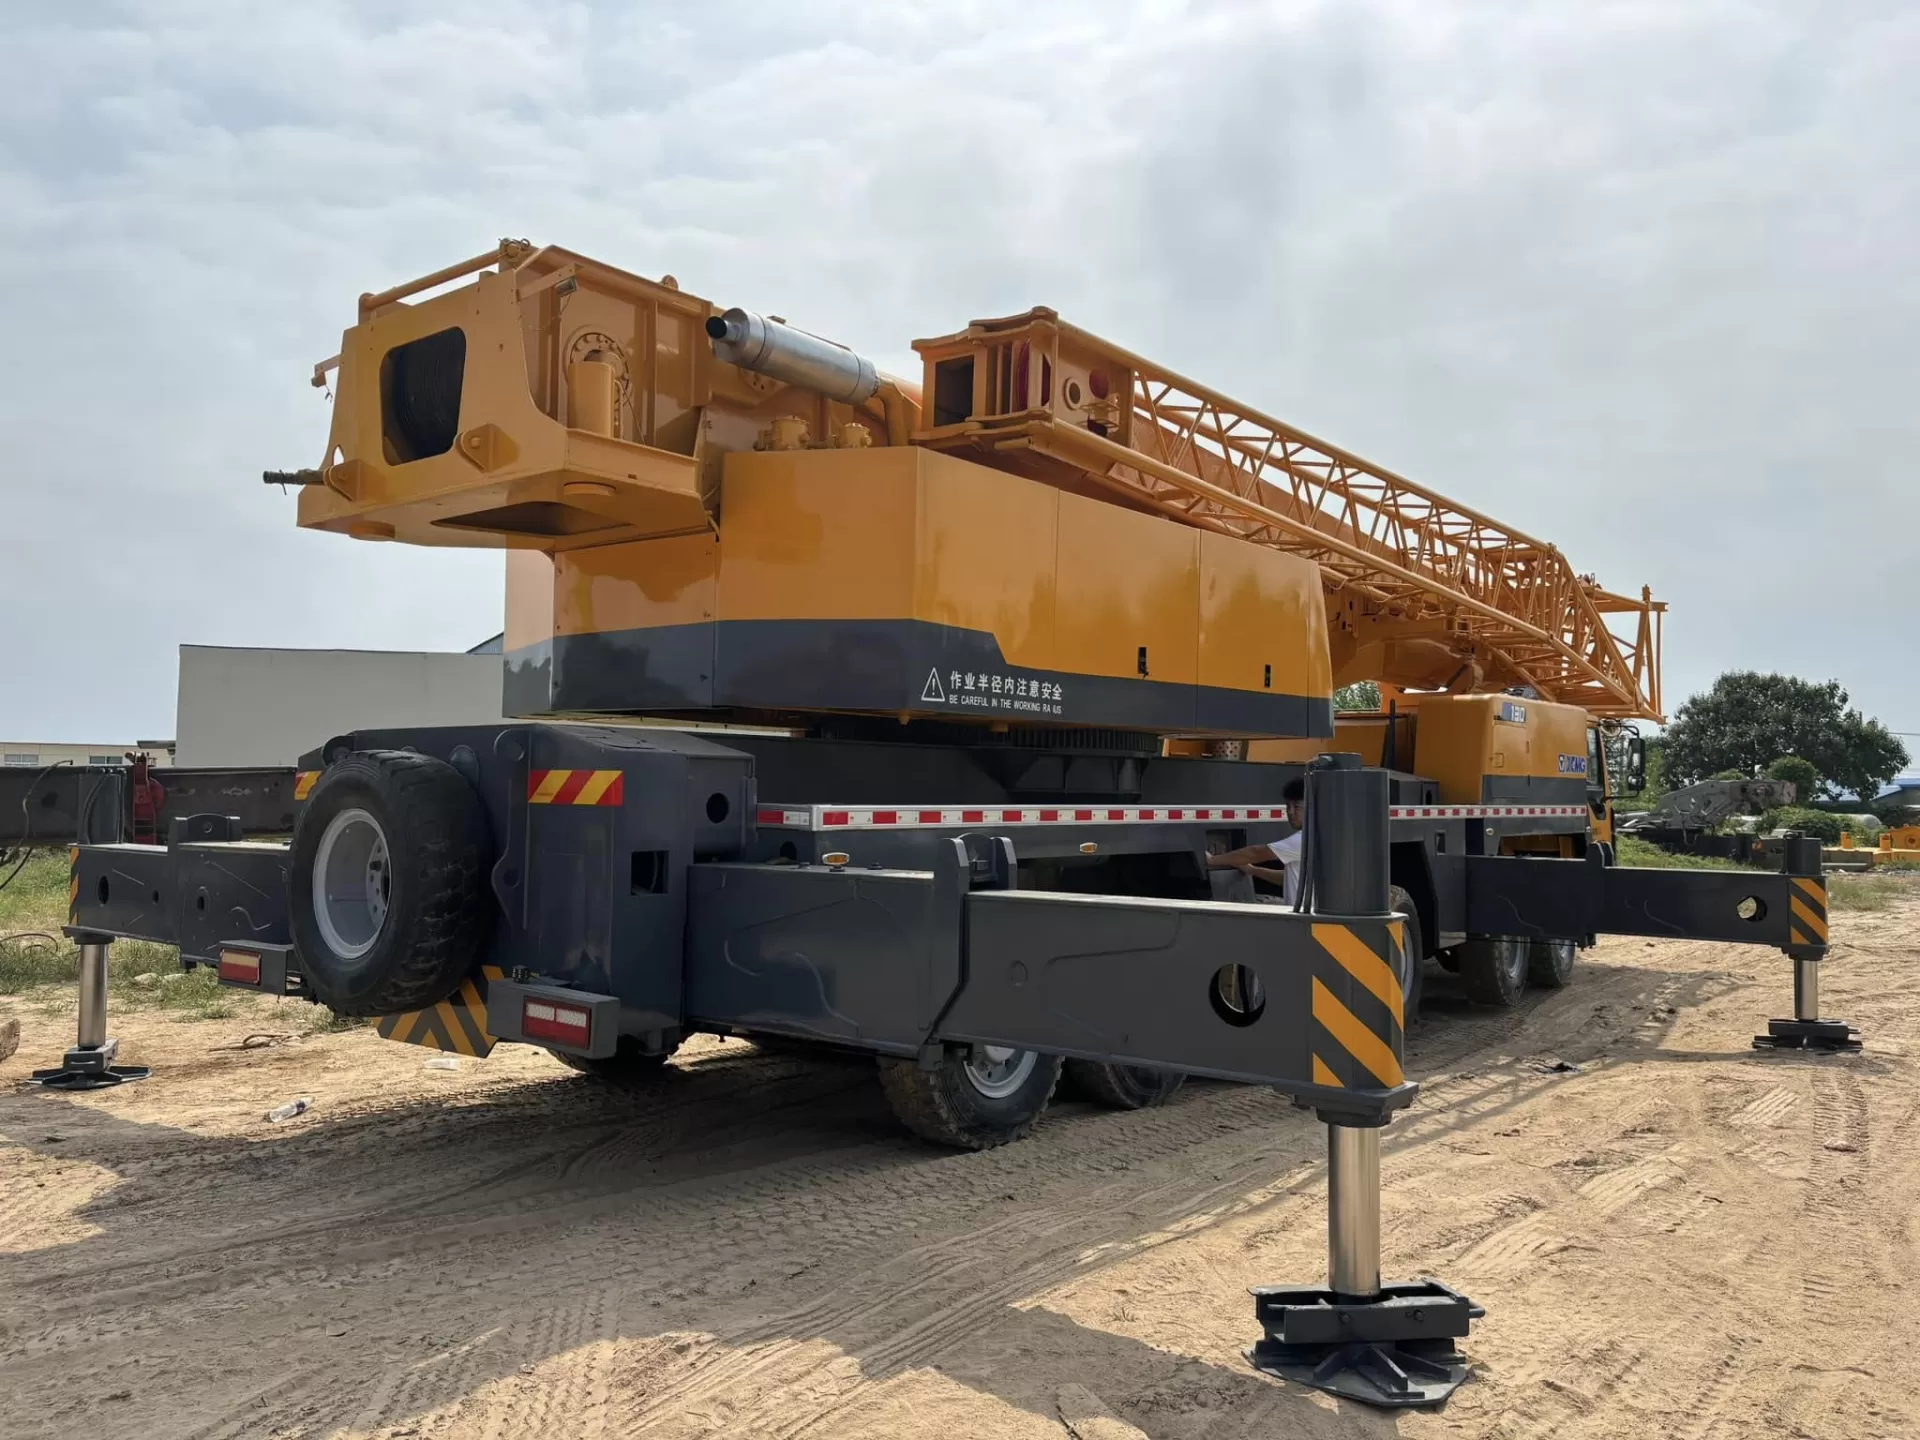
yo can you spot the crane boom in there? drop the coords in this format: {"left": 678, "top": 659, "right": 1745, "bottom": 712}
{"left": 913, "top": 310, "right": 1664, "bottom": 721}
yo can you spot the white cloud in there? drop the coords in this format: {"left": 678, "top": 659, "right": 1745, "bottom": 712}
{"left": 1, "top": 0, "right": 1915, "bottom": 743}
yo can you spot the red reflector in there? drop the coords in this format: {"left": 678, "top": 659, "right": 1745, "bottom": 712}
{"left": 1196, "top": 808, "right": 1212, "bottom": 819}
{"left": 1076, "top": 809, "right": 1093, "bottom": 821}
{"left": 873, "top": 810, "right": 897, "bottom": 824}
{"left": 1040, "top": 809, "right": 1058, "bottom": 821}
{"left": 523, "top": 998, "right": 592, "bottom": 1045}
{"left": 757, "top": 808, "right": 783, "bottom": 824}
{"left": 918, "top": 810, "right": 942, "bottom": 823}
{"left": 1108, "top": 809, "right": 1125, "bottom": 820}
{"left": 1168, "top": 808, "right": 1185, "bottom": 819}
{"left": 1001, "top": 809, "right": 1021, "bottom": 822}
{"left": 822, "top": 810, "right": 850, "bottom": 827}
{"left": 218, "top": 950, "right": 261, "bottom": 984}
{"left": 962, "top": 810, "right": 984, "bottom": 823}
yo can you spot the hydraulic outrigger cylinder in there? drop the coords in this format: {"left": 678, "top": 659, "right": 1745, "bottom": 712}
{"left": 29, "top": 923, "right": 151, "bottom": 1091}
{"left": 1752, "top": 835, "right": 1861, "bottom": 1053}
{"left": 1245, "top": 756, "right": 1482, "bottom": 1407}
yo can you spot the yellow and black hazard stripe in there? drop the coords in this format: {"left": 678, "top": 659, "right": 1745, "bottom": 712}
{"left": 1788, "top": 876, "right": 1828, "bottom": 947}
{"left": 1308, "top": 921, "right": 1406, "bottom": 1092}
{"left": 293, "top": 770, "right": 321, "bottom": 802}
{"left": 68, "top": 845, "right": 79, "bottom": 924}
{"left": 377, "top": 965, "right": 506, "bottom": 1057}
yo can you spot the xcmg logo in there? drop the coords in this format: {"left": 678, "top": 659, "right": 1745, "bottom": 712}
{"left": 1558, "top": 754, "right": 1589, "bottom": 775}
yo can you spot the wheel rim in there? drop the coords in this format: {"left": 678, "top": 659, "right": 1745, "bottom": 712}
{"left": 1496, "top": 937, "right": 1529, "bottom": 983}
{"left": 963, "top": 1045, "right": 1038, "bottom": 1098}
{"left": 311, "top": 807, "right": 391, "bottom": 960}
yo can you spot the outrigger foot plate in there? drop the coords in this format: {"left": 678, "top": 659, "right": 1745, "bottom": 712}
{"left": 1247, "top": 1279, "right": 1482, "bottom": 1408}
{"left": 1753, "top": 1018, "right": 1861, "bottom": 1053}
{"left": 30, "top": 1039, "right": 151, "bottom": 1091}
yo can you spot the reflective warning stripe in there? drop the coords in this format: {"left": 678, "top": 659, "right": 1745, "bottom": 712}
{"left": 1314, "top": 922, "right": 1404, "bottom": 1028}
{"left": 68, "top": 846, "right": 79, "bottom": 923}
{"left": 377, "top": 966, "right": 505, "bottom": 1057}
{"left": 527, "top": 770, "right": 626, "bottom": 806}
{"left": 754, "top": 802, "right": 1586, "bottom": 831}
{"left": 294, "top": 771, "right": 320, "bottom": 801}
{"left": 1311, "top": 976, "right": 1404, "bottom": 1089}
{"left": 1789, "top": 876, "right": 1828, "bottom": 946}
{"left": 1312, "top": 1054, "right": 1343, "bottom": 1088}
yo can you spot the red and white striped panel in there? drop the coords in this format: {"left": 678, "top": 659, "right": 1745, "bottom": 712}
{"left": 1392, "top": 805, "right": 1587, "bottom": 820}
{"left": 754, "top": 803, "right": 1586, "bottom": 832}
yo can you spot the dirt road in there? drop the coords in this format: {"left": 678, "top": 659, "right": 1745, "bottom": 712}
{"left": 3, "top": 886, "right": 1917, "bottom": 1439}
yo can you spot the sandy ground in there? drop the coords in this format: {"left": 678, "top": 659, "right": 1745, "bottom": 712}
{"left": 2, "top": 887, "right": 1917, "bottom": 1440}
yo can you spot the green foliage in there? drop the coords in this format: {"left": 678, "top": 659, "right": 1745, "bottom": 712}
{"left": 1614, "top": 835, "right": 1755, "bottom": 871}
{"left": 1333, "top": 680, "right": 1381, "bottom": 712}
{"left": 1764, "top": 755, "right": 1821, "bottom": 803}
{"left": 0, "top": 848, "right": 70, "bottom": 933}
{"left": 1663, "top": 673, "right": 1909, "bottom": 802}
{"left": 1828, "top": 874, "right": 1912, "bottom": 912}
{"left": 1842, "top": 813, "right": 1885, "bottom": 842}
{"left": 1760, "top": 806, "right": 1845, "bottom": 843}
{"left": 1711, "top": 768, "right": 1748, "bottom": 781}
{"left": 1617, "top": 736, "right": 1670, "bottom": 803}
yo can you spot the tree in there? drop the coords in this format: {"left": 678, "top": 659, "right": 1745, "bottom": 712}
{"left": 1663, "top": 673, "right": 1909, "bottom": 802}
{"left": 1333, "top": 681, "right": 1380, "bottom": 711}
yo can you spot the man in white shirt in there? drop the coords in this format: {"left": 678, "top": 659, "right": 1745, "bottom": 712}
{"left": 1206, "top": 776, "right": 1306, "bottom": 904}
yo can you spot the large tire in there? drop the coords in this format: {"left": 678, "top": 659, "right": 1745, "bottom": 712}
{"left": 1063, "top": 1060, "right": 1186, "bottom": 1110}
{"left": 877, "top": 1046, "right": 1062, "bottom": 1150}
{"left": 558, "top": 1035, "right": 681, "bottom": 1084}
{"left": 1389, "top": 885, "right": 1425, "bottom": 1028}
{"left": 290, "top": 750, "right": 493, "bottom": 1016}
{"left": 1456, "top": 935, "right": 1529, "bottom": 1008}
{"left": 1527, "top": 938, "right": 1579, "bottom": 989}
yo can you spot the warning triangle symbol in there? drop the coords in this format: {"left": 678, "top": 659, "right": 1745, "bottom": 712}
{"left": 921, "top": 667, "right": 947, "bottom": 703}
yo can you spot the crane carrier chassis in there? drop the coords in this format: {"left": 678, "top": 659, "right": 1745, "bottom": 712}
{"left": 57, "top": 723, "right": 1850, "bottom": 1407}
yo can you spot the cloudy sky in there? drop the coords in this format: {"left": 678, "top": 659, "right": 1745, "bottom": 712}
{"left": 3, "top": 0, "right": 1915, "bottom": 749}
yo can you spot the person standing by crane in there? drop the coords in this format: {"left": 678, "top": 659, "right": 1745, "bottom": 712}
{"left": 1209, "top": 776, "right": 1307, "bottom": 903}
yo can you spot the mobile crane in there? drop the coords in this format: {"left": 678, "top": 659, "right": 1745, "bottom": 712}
{"left": 52, "top": 241, "right": 1853, "bottom": 1407}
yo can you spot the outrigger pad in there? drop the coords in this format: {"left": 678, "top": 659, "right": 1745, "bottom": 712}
{"left": 1246, "top": 1279, "right": 1482, "bottom": 1409}
{"left": 1753, "top": 1018, "right": 1862, "bottom": 1053}
{"left": 29, "top": 1040, "right": 152, "bottom": 1092}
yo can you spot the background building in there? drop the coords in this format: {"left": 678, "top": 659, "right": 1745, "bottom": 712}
{"left": 171, "top": 642, "right": 506, "bottom": 767}
{"left": 0, "top": 740, "right": 174, "bottom": 768}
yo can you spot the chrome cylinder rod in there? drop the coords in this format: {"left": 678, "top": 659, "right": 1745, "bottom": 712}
{"left": 1327, "top": 1123, "right": 1383, "bottom": 1301}
{"left": 76, "top": 940, "right": 110, "bottom": 1050}
{"left": 1795, "top": 957, "right": 1820, "bottom": 1022}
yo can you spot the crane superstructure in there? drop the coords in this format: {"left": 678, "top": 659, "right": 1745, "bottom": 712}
{"left": 293, "top": 239, "right": 1661, "bottom": 736}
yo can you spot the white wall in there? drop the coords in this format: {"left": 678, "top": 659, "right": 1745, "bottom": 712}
{"left": 174, "top": 645, "right": 505, "bottom": 767}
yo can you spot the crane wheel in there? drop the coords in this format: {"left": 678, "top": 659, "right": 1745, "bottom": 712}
{"left": 1389, "top": 885, "right": 1426, "bottom": 1028}
{"left": 1455, "top": 936, "right": 1529, "bottom": 1007}
{"left": 1527, "top": 939, "right": 1579, "bottom": 989}
{"left": 558, "top": 1035, "right": 682, "bottom": 1084}
{"left": 1063, "top": 1060, "right": 1187, "bottom": 1110}
{"left": 877, "top": 1047, "right": 1062, "bottom": 1149}
{"left": 289, "top": 750, "right": 493, "bottom": 1016}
